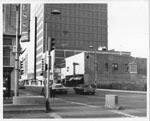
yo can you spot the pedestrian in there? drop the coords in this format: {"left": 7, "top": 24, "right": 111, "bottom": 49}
{"left": 94, "top": 82, "right": 97, "bottom": 89}
{"left": 51, "top": 82, "right": 56, "bottom": 99}
{"left": 41, "top": 79, "right": 46, "bottom": 96}
{"left": 49, "top": 84, "right": 52, "bottom": 98}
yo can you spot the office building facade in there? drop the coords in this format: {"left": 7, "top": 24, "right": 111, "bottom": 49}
{"left": 3, "top": 4, "right": 18, "bottom": 96}
{"left": 34, "top": 4, "right": 108, "bottom": 79}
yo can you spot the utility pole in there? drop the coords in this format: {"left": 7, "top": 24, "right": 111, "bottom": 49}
{"left": 14, "top": 5, "right": 20, "bottom": 96}
{"left": 45, "top": 37, "right": 51, "bottom": 112}
{"left": 45, "top": 9, "right": 61, "bottom": 113}
{"left": 34, "top": 17, "right": 37, "bottom": 81}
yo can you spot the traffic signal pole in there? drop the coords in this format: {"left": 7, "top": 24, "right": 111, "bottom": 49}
{"left": 45, "top": 9, "right": 61, "bottom": 113}
{"left": 45, "top": 24, "right": 51, "bottom": 112}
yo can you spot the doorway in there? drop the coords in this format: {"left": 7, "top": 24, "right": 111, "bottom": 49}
{"left": 3, "top": 71, "right": 11, "bottom": 97}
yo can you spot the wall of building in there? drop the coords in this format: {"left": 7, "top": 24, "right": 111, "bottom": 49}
{"left": 136, "top": 57, "right": 147, "bottom": 76}
{"left": 3, "top": 4, "right": 20, "bottom": 94}
{"left": 33, "top": 3, "right": 108, "bottom": 82}
{"left": 44, "top": 4, "right": 108, "bottom": 50}
{"left": 34, "top": 4, "right": 44, "bottom": 79}
{"left": 43, "top": 4, "right": 108, "bottom": 65}
{"left": 84, "top": 52, "right": 147, "bottom": 90}
{"left": 65, "top": 52, "right": 85, "bottom": 76}
{"left": 3, "top": 4, "right": 17, "bottom": 34}
{"left": 3, "top": 35, "right": 16, "bottom": 92}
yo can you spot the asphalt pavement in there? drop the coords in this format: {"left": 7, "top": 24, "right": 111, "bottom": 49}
{"left": 3, "top": 87, "right": 148, "bottom": 119}
{"left": 3, "top": 98, "right": 124, "bottom": 119}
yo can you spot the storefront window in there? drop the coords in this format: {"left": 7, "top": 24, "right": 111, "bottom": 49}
{"left": 105, "top": 63, "right": 108, "bottom": 72}
{"left": 3, "top": 47, "right": 10, "bottom": 66}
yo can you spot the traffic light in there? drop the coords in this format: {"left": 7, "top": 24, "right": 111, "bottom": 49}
{"left": 50, "top": 38, "right": 55, "bottom": 51}
{"left": 20, "top": 70, "right": 24, "bottom": 75}
{"left": 20, "top": 60, "right": 24, "bottom": 75}
{"left": 41, "top": 58, "right": 45, "bottom": 74}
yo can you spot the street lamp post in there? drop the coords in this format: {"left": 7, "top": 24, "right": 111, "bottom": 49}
{"left": 89, "top": 46, "right": 97, "bottom": 88}
{"left": 14, "top": 5, "right": 20, "bottom": 96}
{"left": 45, "top": 10, "right": 61, "bottom": 113}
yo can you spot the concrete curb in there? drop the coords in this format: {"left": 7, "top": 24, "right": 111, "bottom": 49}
{"left": 97, "top": 88, "right": 147, "bottom": 94}
{"left": 4, "top": 106, "right": 62, "bottom": 118}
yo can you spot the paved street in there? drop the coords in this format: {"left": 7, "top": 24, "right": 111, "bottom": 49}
{"left": 3, "top": 88, "right": 147, "bottom": 119}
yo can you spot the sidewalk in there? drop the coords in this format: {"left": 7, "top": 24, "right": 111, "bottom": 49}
{"left": 3, "top": 97, "right": 128, "bottom": 119}
{"left": 3, "top": 98, "right": 62, "bottom": 119}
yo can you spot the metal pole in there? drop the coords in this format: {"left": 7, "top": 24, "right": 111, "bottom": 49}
{"left": 45, "top": 10, "right": 60, "bottom": 112}
{"left": 46, "top": 39, "right": 51, "bottom": 112}
{"left": 34, "top": 17, "right": 37, "bottom": 81}
{"left": 53, "top": 48, "right": 55, "bottom": 82}
{"left": 45, "top": 24, "right": 51, "bottom": 112}
{"left": 94, "top": 50, "right": 97, "bottom": 88}
{"left": 14, "top": 5, "right": 20, "bottom": 96}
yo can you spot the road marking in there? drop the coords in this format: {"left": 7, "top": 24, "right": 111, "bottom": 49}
{"left": 65, "top": 100, "right": 101, "bottom": 108}
{"left": 49, "top": 113, "right": 62, "bottom": 118}
{"left": 109, "top": 110, "right": 139, "bottom": 118}
{"left": 64, "top": 100, "right": 140, "bottom": 118}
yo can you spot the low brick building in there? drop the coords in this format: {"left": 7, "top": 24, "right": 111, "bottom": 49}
{"left": 61, "top": 51, "right": 146, "bottom": 91}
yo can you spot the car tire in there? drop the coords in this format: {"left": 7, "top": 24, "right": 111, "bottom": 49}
{"left": 92, "top": 92, "right": 95, "bottom": 95}
{"left": 81, "top": 91, "right": 84, "bottom": 95}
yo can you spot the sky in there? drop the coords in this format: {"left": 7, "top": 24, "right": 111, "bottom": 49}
{"left": 20, "top": 0, "right": 149, "bottom": 73}
{"left": 108, "top": 0, "right": 149, "bottom": 58}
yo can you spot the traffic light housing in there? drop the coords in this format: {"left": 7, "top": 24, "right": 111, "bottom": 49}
{"left": 20, "top": 70, "right": 24, "bottom": 75}
{"left": 41, "top": 58, "right": 45, "bottom": 73}
{"left": 20, "top": 60, "right": 24, "bottom": 75}
{"left": 50, "top": 38, "right": 55, "bottom": 51}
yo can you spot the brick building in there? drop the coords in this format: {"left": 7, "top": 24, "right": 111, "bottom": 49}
{"left": 63, "top": 51, "right": 146, "bottom": 91}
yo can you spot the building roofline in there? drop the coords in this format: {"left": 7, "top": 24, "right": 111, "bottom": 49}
{"left": 56, "top": 49, "right": 131, "bottom": 56}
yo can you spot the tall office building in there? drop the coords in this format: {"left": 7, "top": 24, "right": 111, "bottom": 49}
{"left": 34, "top": 4, "right": 108, "bottom": 79}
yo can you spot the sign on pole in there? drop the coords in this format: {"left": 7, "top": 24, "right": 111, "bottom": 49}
{"left": 20, "top": 4, "right": 30, "bottom": 42}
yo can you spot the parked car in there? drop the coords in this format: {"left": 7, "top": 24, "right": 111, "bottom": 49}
{"left": 73, "top": 84, "right": 96, "bottom": 95}
{"left": 54, "top": 83, "right": 68, "bottom": 94}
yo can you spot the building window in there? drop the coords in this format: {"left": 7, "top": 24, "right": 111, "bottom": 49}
{"left": 112, "top": 63, "right": 118, "bottom": 71}
{"left": 129, "top": 62, "right": 137, "bottom": 73}
{"left": 105, "top": 63, "right": 108, "bottom": 71}
{"left": 3, "top": 38, "right": 12, "bottom": 45}
{"left": 3, "top": 47, "right": 10, "bottom": 66}
{"left": 125, "top": 64, "right": 129, "bottom": 72}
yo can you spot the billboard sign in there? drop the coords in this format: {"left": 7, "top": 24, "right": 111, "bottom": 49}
{"left": 20, "top": 4, "right": 30, "bottom": 42}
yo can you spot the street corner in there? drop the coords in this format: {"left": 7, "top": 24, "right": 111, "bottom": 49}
{"left": 3, "top": 112, "right": 56, "bottom": 119}
{"left": 3, "top": 107, "right": 62, "bottom": 119}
